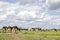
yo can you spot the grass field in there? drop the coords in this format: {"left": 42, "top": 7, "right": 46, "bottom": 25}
{"left": 0, "top": 31, "right": 60, "bottom": 40}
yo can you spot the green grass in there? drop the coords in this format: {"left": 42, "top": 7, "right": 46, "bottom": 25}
{"left": 0, "top": 31, "right": 60, "bottom": 40}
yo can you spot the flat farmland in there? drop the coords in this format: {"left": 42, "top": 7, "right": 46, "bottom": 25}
{"left": 0, "top": 31, "right": 60, "bottom": 40}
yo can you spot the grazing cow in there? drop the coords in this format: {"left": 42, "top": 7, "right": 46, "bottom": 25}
{"left": 2, "top": 26, "right": 20, "bottom": 33}
{"left": 31, "top": 28, "right": 41, "bottom": 32}
{"left": 31, "top": 28, "right": 35, "bottom": 31}
{"left": 38, "top": 28, "right": 41, "bottom": 31}
{"left": 50, "top": 29, "right": 57, "bottom": 32}
{"left": 20, "top": 28, "right": 28, "bottom": 31}
{"left": 53, "top": 29, "right": 57, "bottom": 32}
{"left": 7, "top": 26, "right": 12, "bottom": 33}
{"left": 12, "top": 26, "right": 18, "bottom": 33}
{"left": 2, "top": 26, "right": 7, "bottom": 33}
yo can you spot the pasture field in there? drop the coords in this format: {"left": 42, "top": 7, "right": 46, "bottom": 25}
{"left": 0, "top": 31, "right": 60, "bottom": 40}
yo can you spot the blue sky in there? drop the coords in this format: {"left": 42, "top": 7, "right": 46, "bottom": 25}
{"left": 0, "top": 0, "right": 19, "bottom": 3}
{"left": 0, "top": 0, "right": 60, "bottom": 29}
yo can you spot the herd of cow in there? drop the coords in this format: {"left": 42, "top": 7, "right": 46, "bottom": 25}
{"left": 1, "top": 26, "right": 60, "bottom": 33}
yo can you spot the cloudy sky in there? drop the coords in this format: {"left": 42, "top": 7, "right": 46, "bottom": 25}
{"left": 0, "top": 0, "right": 60, "bottom": 29}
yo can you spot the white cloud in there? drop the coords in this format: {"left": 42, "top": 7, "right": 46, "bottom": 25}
{"left": 0, "top": 1, "right": 19, "bottom": 19}
{"left": 36, "top": 12, "right": 53, "bottom": 21}
{"left": 0, "top": 1, "right": 41, "bottom": 19}
{"left": 17, "top": 10, "right": 37, "bottom": 19}
{"left": 0, "top": 15, "right": 7, "bottom": 20}
{"left": 0, "top": 0, "right": 60, "bottom": 29}
{"left": 49, "top": 0, "right": 60, "bottom": 3}
{"left": 50, "top": 19, "right": 60, "bottom": 25}
{"left": 48, "top": 0, "right": 60, "bottom": 10}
